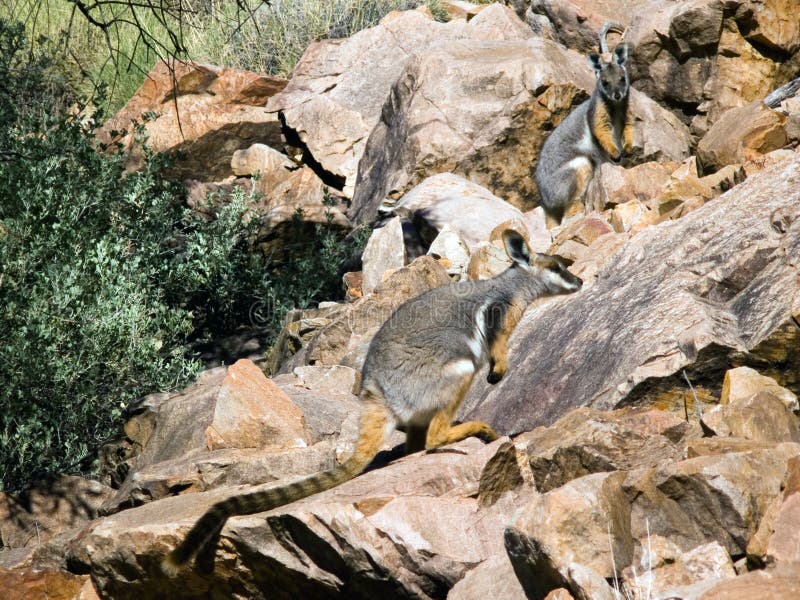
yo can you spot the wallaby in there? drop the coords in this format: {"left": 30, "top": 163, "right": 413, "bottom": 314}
{"left": 535, "top": 22, "right": 634, "bottom": 228}
{"left": 161, "top": 229, "right": 582, "bottom": 576}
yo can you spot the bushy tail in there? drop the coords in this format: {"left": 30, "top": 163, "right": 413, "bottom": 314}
{"left": 161, "top": 397, "right": 392, "bottom": 576}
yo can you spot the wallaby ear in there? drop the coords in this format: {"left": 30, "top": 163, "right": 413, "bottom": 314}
{"left": 613, "top": 44, "right": 628, "bottom": 66}
{"left": 588, "top": 53, "right": 603, "bottom": 75}
{"left": 502, "top": 229, "right": 531, "bottom": 266}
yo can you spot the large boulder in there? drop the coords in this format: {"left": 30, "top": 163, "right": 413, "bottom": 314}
{"left": 384, "top": 173, "right": 551, "bottom": 252}
{"left": 350, "top": 35, "right": 690, "bottom": 223}
{"left": 98, "top": 60, "right": 286, "bottom": 180}
{"left": 67, "top": 438, "right": 514, "bottom": 600}
{"left": 625, "top": 0, "right": 800, "bottom": 135}
{"left": 461, "top": 157, "right": 800, "bottom": 435}
{"left": 266, "top": 5, "right": 532, "bottom": 197}
{"left": 697, "top": 101, "right": 789, "bottom": 173}
{"left": 98, "top": 360, "right": 356, "bottom": 515}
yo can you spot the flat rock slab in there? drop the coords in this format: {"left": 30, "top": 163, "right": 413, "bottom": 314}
{"left": 461, "top": 158, "right": 800, "bottom": 435}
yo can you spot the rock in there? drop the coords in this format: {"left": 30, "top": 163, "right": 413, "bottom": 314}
{"left": 186, "top": 165, "right": 350, "bottom": 265}
{"left": 721, "top": 366, "right": 799, "bottom": 411}
{"left": 748, "top": 455, "right": 800, "bottom": 567}
{"left": 507, "top": 407, "right": 690, "bottom": 493}
{"left": 299, "top": 256, "right": 451, "bottom": 370}
{"left": 467, "top": 241, "right": 513, "bottom": 281}
{"left": 544, "top": 590, "right": 577, "bottom": 600}
{"left": 699, "top": 163, "right": 746, "bottom": 194}
{"left": 585, "top": 161, "right": 677, "bottom": 211}
{"left": 205, "top": 359, "right": 307, "bottom": 452}
{"left": 468, "top": 2, "right": 536, "bottom": 40}
{"left": 442, "top": 0, "right": 487, "bottom": 20}
{"left": 69, "top": 438, "right": 512, "bottom": 600}
{"left": 98, "top": 60, "right": 286, "bottom": 180}
{"left": 0, "top": 476, "right": 113, "bottom": 550}
{"left": 722, "top": 391, "right": 800, "bottom": 443}
{"left": 548, "top": 214, "right": 614, "bottom": 263}
{"left": 96, "top": 361, "right": 345, "bottom": 515}
{"left": 522, "top": 0, "right": 638, "bottom": 54}
{"left": 426, "top": 225, "right": 470, "bottom": 279}
{"left": 0, "top": 566, "right": 89, "bottom": 600}
{"left": 101, "top": 443, "right": 338, "bottom": 518}
{"left": 230, "top": 143, "right": 294, "bottom": 177}
{"left": 623, "top": 443, "right": 800, "bottom": 557}
{"left": 447, "top": 554, "right": 527, "bottom": 600}
{"left": 628, "top": 89, "right": 694, "bottom": 164}
{"left": 567, "top": 231, "right": 629, "bottom": 285}
{"left": 361, "top": 216, "right": 407, "bottom": 295}
{"left": 622, "top": 540, "right": 736, "bottom": 600}
{"left": 266, "top": 6, "right": 530, "bottom": 197}
{"left": 272, "top": 365, "right": 363, "bottom": 462}
{"left": 460, "top": 158, "right": 800, "bottom": 436}
{"left": 626, "top": 0, "right": 799, "bottom": 135}
{"left": 350, "top": 36, "right": 690, "bottom": 223}
{"left": 608, "top": 200, "right": 653, "bottom": 233}
{"left": 505, "top": 471, "right": 630, "bottom": 600}
{"left": 698, "top": 102, "right": 788, "bottom": 173}
{"left": 698, "top": 564, "right": 800, "bottom": 599}
{"left": 384, "top": 173, "right": 548, "bottom": 252}
{"left": 650, "top": 174, "right": 716, "bottom": 219}
{"left": 265, "top": 303, "right": 349, "bottom": 376}
{"left": 686, "top": 437, "right": 776, "bottom": 458}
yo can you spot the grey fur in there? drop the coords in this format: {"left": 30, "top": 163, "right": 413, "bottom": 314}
{"left": 360, "top": 231, "right": 582, "bottom": 429}
{"left": 535, "top": 39, "right": 632, "bottom": 225}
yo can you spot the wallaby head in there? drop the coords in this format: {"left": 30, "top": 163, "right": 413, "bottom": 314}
{"left": 588, "top": 44, "right": 629, "bottom": 103}
{"left": 502, "top": 230, "right": 583, "bottom": 295}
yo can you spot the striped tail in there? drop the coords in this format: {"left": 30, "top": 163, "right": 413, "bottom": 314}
{"left": 161, "top": 398, "right": 392, "bottom": 576}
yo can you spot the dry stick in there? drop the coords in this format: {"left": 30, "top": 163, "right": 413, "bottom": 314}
{"left": 682, "top": 369, "right": 703, "bottom": 420}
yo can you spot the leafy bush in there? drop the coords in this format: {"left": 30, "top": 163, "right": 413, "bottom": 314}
{"left": 0, "top": 21, "right": 365, "bottom": 492}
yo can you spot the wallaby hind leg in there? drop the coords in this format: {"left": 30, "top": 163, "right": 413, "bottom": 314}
{"left": 564, "top": 159, "right": 594, "bottom": 220}
{"left": 405, "top": 424, "right": 428, "bottom": 454}
{"left": 425, "top": 373, "right": 498, "bottom": 449}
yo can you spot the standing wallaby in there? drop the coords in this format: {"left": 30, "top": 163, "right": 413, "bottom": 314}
{"left": 161, "top": 229, "right": 582, "bottom": 576}
{"left": 535, "top": 22, "right": 634, "bottom": 228}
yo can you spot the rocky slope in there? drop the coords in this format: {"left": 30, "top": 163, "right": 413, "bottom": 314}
{"left": 3, "top": 2, "right": 800, "bottom": 599}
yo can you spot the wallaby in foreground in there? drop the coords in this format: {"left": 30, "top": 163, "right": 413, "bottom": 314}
{"left": 162, "top": 229, "right": 582, "bottom": 575}
{"left": 535, "top": 22, "right": 634, "bottom": 228}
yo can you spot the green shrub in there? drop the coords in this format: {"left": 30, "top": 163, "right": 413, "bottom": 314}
{"left": 0, "top": 20, "right": 366, "bottom": 492}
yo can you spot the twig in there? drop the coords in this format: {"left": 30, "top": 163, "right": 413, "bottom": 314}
{"left": 682, "top": 369, "right": 703, "bottom": 419}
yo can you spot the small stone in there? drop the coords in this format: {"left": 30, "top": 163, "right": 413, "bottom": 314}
{"left": 427, "top": 225, "right": 471, "bottom": 279}
{"left": 230, "top": 143, "right": 294, "bottom": 177}
{"left": 361, "top": 216, "right": 406, "bottom": 295}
